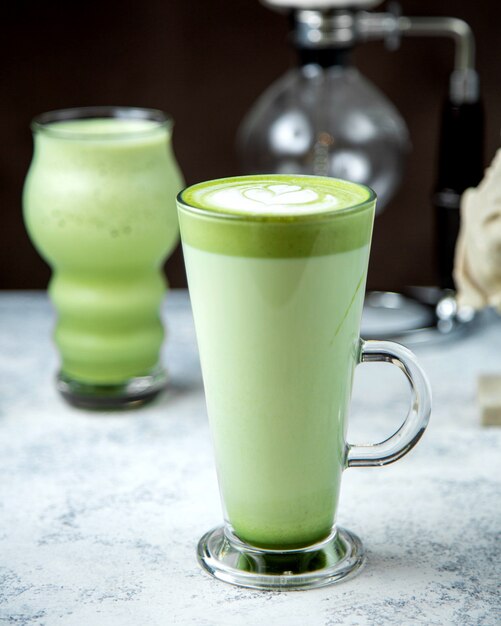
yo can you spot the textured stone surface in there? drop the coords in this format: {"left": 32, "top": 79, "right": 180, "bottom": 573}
{"left": 0, "top": 291, "right": 499, "bottom": 625}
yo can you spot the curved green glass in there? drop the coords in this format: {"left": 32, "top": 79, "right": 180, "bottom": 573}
{"left": 23, "top": 107, "right": 184, "bottom": 408}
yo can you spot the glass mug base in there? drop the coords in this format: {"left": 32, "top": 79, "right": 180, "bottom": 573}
{"left": 56, "top": 365, "right": 168, "bottom": 410}
{"left": 197, "top": 525, "right": 365, "bottom": 591}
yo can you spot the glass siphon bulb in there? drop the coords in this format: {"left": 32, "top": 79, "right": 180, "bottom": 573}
{"left": 237, "top": 63, "right": 410, "bottom": 212}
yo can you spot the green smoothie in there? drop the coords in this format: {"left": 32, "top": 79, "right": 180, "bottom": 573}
{"left": 24, "top": 116, "right": 183, "bottom": 384}
{"left": 178, "top": 175, "right": 375, "bottom": 549}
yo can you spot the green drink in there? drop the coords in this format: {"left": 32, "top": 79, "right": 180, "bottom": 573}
{"left": 23, "top": 108, "right": 183, "bottom": 408}
{"left": 181, "top": 175, "right": 373, "bottom": 548}
{"left": 178, "top": 175, "right": 431, "bottom": 590}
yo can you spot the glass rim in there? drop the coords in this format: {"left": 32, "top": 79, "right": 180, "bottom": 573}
{"left": 31, "top": 106, "right": 173, "bottom": 140}
{"left": 177, "top": 174, "right": 377, "bottom": 223}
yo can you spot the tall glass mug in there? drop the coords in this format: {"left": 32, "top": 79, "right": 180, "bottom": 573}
{"left": 177, "top": 175, "right": 431, "bottom": 590}
{"left": 23, "top": 107, "right": 183, "bottom": 409}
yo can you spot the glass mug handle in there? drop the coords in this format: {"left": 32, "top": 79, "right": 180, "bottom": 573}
{"left": 347, "top": 340, "right": 432, "bottom": 468}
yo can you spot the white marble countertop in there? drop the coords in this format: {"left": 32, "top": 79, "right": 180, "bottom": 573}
{"left": 0, "top": 291, "right": 499, "bottom": 625}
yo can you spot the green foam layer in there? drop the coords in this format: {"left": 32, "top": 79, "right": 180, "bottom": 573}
{"left": 178, "top": 175, "right": 376, "bottom": 258}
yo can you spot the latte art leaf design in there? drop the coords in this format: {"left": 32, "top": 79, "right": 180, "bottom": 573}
{"left": 203, "top": 183, "right": 340, "bottom": 215}
{"left": 242, "top": 184, "right": 318, "bottom": 206}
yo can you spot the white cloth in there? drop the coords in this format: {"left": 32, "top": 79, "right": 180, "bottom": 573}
{"left": 455, "top": 149, "right": 501, "bottom": 311}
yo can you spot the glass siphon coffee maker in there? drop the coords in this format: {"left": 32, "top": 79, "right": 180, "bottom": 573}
{"left": 237, "top": 0, "right": 484, "bottom": 344}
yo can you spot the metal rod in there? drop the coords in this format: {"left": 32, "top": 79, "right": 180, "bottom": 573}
{"left": 356, "top": 11, "right": 479, "bottom": 102}
{"left": 397, "top": 16, "right": 475, "bottom": 72}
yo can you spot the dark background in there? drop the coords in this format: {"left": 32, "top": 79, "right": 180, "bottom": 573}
{"left": 2, "top": 0, "right": 500, "bottom": 290}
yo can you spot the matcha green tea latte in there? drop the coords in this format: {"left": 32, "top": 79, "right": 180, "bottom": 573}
{"left": 178, "top": 175, "right": 431, "bottom": 590}
{"left": 23, "top": 107, "right": 183, "bottom": 408}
